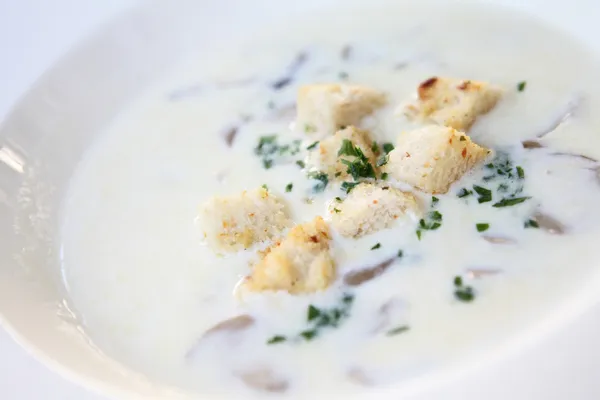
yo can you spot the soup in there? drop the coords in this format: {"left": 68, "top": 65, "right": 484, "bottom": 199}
{"left": 59, "top": 2, "right": 600, "bottom": 398}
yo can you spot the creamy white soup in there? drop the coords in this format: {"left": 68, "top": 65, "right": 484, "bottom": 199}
{"left": 60, "top": 2, "right": 600, "bottom": 398}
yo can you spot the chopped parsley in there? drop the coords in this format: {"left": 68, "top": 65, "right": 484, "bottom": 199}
{"left": 341, "top": 158, "right": 376, "bottom": 180}
{"left": 338, "top": 71, "right": 349, "bottom": 80}
{"left": 262, "top": 184, "right": 269, "bottom": 190}
{"left": 476, "top": 223, "right": 490, "bottom": 232}
{"left": 457, "top": 188, "right": 473, "bottom": 198}
{"left": 492, "top": 196, "right": 531, "bottom": 208}
{"left": 473, "top": 185, "right": 492, "bottom": 203}
{"left": 265, "top": 293, "right": 355, "bottom": 344}
{"left": 371, "top": 141, "right": 379, "bottom": 153}
{"left": 267, "top": 335, "right": 287, "bottom": 344}
{"left": 335, "top": 197, "right": 343, "bottom": 202}
{"left": 285, "top": 183, "right": 293, "bottom": 192}
{"left": 453, "top": 275, "right": 475, "bottom": 302}
{"left": 459, "top": 135, "right": 467, "bottom": 141}
{"left": 381, "top": 172, "right": 389, "bottom": 180}
{"left": 333, "top": 208, "right": 341, "bottom": 213}
{"left": 334, "top": 171, "right": 342, "bottom": 177}
{"left": 397, "top": 249, "right": 404, "bottom": 258}
{"left": 517, "top": 81, "right": 527, "bottom": 92}
{"left": 296, "top": 160, "right": 306, "bottom": 169}
{"left": 341, "top": 181, "right": 359, "bottom": 194}
{"left": 376, "top": 154, "right": 388, "bottom": 167}
{"left": 382, "top": 143, "right": 395, "bottom": 154}
{"left": 416, "top": 203, "right": 444, "bottom": 240}
{"left": 386, "top": 325, "right": 410, "bottom": 336}
{"left": 432, "top": 196, "right": 439, "bottom": 205}
{"left": 371, "top": 243, "right": 381, "bottom": 250}
{"left": 263, "top": 159, "right": 273, "bottom": 169}
{"left": 306, "top": 141, "right": 319, "bottom": 150}
{"left": 308, "top": 171, "right": 329, "bottom": 193}
{"left": 516, "top": 166, "right": 525, "bottom": 179}
{"left": 416, "top": 230, "right": 422, "bottom": 240}
{"left": 338, "top": 139, "right": 360, "bottom": 157}
{"left": 300, "top": 330, "right": 318, "bottom": 341}
{"left": 255, "top": 135, "right": 302, "bottom": 169}
{"left": 524, "top": 219, "right": 539, "bottom": 228}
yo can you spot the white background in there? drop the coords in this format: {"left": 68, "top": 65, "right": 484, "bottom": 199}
{"left": 0, "top": 1, "right": 136, "bottom": 398}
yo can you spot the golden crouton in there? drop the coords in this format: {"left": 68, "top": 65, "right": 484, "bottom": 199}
{"left": 297, "top": 84, "right": 386, "bottom": 137}
{"left": 329, "top": 183, "right": 422, "bottom": 238}
{"left": 382, "top": 126, "right": 490, "bottom": 194}
{"left": 306, "top": 126, "right": 379, "bottom": 181}
{"left": 403, "top": 77, "right": 502, "bottom": 131}
{"left": 199, "top": 187, "right": 291, "bottom": 252}
{"left": 244, "top": 216, "right": 335, "bottom": 294}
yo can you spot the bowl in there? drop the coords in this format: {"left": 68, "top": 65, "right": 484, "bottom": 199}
{"left": 1, "top": 0, "right": 600, "bottom": 399}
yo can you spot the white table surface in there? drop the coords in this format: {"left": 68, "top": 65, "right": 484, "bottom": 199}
{"left": 0, "top": 1, "right": 136, "bottom": 398}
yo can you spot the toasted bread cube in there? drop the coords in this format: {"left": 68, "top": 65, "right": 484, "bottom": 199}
{"left": 199, "top": 187, "right": 291, "bottom": 252}
{"left": 382, "top": 126, "right": 490, "bottom": 194}
{"left": 245, "top": 216, "right": 335, "bottom": 294}
{"left": 329, "top": 183, "right": 422, "bottom": 238}
{"left": 297, "top": 84, "right": 386, "bottom": 137}
{"left": 306, "top": 126, "right": 379, "bottom": 181}
{"left": 403, "top": 77, "right": 502, "bottom": 131}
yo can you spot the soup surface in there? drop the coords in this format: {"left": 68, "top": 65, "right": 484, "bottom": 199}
{"left": 60, "top": 2, "right": 600, "bottom": 398}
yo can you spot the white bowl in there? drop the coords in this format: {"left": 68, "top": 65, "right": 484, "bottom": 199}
{"left": 1, "top": 0, "right": 600, "bottom": 399}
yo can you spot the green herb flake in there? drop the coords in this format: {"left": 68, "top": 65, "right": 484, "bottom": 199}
{"left": 334, "top": 171, "right": 342, "bottom": 177}
{"left": 517, "top": 81, "right": 527, "bottom": 92}
{"left": 457, "top": 188, "right": 473, "bottom": 198}
{"left": 454, "top": 286, "right": 475, "bottom": 302}
{"left": 473, "top": 185, "right": 492, "bottom": 203}
{"left": 516, "top": 166, "right": 525, "bottom": 179}
{"left": 371, "top": 141, "right": 379, "bottom": 153}
{"left": 371, "top": 243, "right": 381, "bottom": 250}
{"left": 341, "top": 181, "right": 359, "bottom": 194}
{"left": 335, "top": 197, "right": 343, "bottom": 202}
{"left": 285, "top": 183, "right": 293, "bottom": 193}
{"left": 333, "top": 208, "right": 341, "bottom": 213}
{"left": 309, "top": 171, "right": 329, "bottom": 193}
{"left": 492, "top": 196, "right": 531, "bottom": 208}
{"left": 263, "top": 159, "right": 273, "bottom": 169}
{"left": 262, "top": 184, "right": 269, "bottom": 190}
{"left": 459, "top": 136, "right": 467, "bottom": 141}
{"left": 386, "top": 325, "right": 410, "bottom": 336}
{"left": 429, "top": 211, "right": 442, "bottom": 222}
{"left": 267, "top": 335, "right": 287, "bottom": 344}
{"left": 338, "top": 71, "right": 349, "bottom": 80}
{"left": 432, "top": 196, "right": 439, "bottom": 205}
{"left": 306, "top": 141, "right": 320, "bottom": 150}
{"left": 382, "top": 143, "right": 395, "bottom": 154}
{"left": 476, "top": 223, "right": 490, "bottom": 232}
{"left": 296, "top": 160, "right": 306, "bottom": 169}
{"left": 307, "top": 305, "right": 321, "bottom": 322}
{"left": 453, "top": 276, "right": 463, "bottom": 287}
{"left": 300, "top": 330, "right": 318, "bottom": 341}
{"left": 338, "top": 139, "right": 360, "bottom": 157}
{"left": 397, "top": 249, "right": 404, "bottom": 258}
{"left": 416, "top": 230, "right": 422, "bottom": 240}
{"left": 381, "top": 172, "right": 389, "bottom": 180}
{"left": 525, "top": 219, "right": 540, "bottom": 228}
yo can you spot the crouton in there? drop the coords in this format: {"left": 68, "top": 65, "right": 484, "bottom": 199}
{"left": 297, "top": 84, "right": 386, "bottom": 137}
{"left": 199, "top": 187, "right": 291, "bottom": 252}
{"left": 403, "top": 77, "right": 502, "bottom": 131}
{"left": 382, "top": 126, "right": 490, "bottom": 194}
{"left": 244, "top": 216, "right": 335, "bottom": 294}
{"left": 306, "top": 126, "right": 379, "bottom": 181}
{"left": 329, "top": 183, "right": 422, "bottom": 238}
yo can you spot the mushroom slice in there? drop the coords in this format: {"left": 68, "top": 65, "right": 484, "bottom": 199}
{"left": 529, "top": 212, "right": 565, "bottom": 234}
{"left": 537, "top": 95, "right": 583, "bottom": 138}
{"left": 237, "top": 368, "right": 289, "bottom": 393}
{"left": 466, "top": 268, "right": 502, "bottom": 279}
{"left": 203, "top": 315, "right": 255, "bottom": 338}
{"left": 482, "top": 235, "right": 517, "bottom": 245}
{"left": 522, "top": 140, "right": 544, "bottom": 149}
{"left": 344, "top": 258, "right": 395, "bottom": 287}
